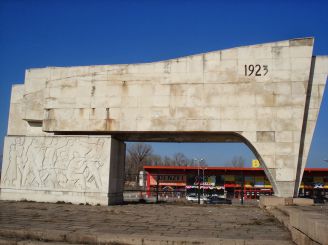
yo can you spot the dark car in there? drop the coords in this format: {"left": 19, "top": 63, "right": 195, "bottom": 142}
{"left": 205, "top": 196, "right": 232, "bottom": 205}
{"left": 313, "top": 197, "right": 325, "bottom": 204}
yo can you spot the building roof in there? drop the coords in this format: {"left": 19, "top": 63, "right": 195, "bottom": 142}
{"left": 144, "top": 166, "right": 328, "bottom": 173}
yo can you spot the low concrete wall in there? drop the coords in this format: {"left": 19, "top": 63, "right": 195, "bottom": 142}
{"left": 289, "top": 208, "right": 328, "bottom": 245}
{"left": 261, "top": 197, "right": 327, "bottom": 245}
{"left": 259, "top": 196, "right": 313, "bottom": 208}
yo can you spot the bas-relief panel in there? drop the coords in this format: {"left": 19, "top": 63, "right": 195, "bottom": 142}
{"left": 1, "top": 137, "right": 109, "bottom": 192}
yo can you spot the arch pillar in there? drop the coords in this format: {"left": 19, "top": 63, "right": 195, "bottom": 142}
{"left": 0, "top": 135, "right": 125, "bottom": 205}
{"left": 240, "top": 132, "right": 297, "bottom": 197}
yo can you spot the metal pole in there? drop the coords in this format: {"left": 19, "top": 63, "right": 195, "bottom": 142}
{"left": 156, "top": 174, "right": 159, "bottom": 203}
{"left": 241, "top": 170, "right": 244, "bottom": 205}
{"left": 202, "top": 168, "right": 205, "bottom": 197}
{"left": 197, "top": 161, "right": 200, "bottom": 204}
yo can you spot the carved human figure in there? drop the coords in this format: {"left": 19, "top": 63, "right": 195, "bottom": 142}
{"left": 42, "top": 138, "right": 60, "bottom": 188}
{"left": 3, "top": 144, "right": 17, "bottom": 186}
{"left": 14, "top": 137, "right": 25, "bottom": 187}
{"left": 84, "top": 139, "right": 105, "bottom": 189}
{"left": 21, "top": 138, "right": 46, "bottom": 187}
{"left": 54, "top": 139, "right": 75, "bottom": 168}
{"left": 3, "top": 138, "right": 25, "bottom": 187}
{"left": 52, "top": 139, "right": 75, "bottom": 187}
{"left": 85, "top": 160, "right": 103, "bottom": 189}
{"left": 67, "top": 152, "right": 87, "bottom": 190}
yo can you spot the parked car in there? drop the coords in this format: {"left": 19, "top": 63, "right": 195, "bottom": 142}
{"left": 313, "top": 197, "right": 325, "bottom": 204}
{"left": 205, "top": 196, "right": 232, "bottom": 205}
{"left": 186, "top": 194, "right": 208, "bottom": 202}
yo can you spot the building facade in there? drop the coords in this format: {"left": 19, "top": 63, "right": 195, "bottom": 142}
{"left": 144, "top": 166, "right": 328, "bottom": 200}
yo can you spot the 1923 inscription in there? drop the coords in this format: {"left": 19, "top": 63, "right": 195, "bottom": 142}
{"left": 244, "top": 65, "right": 268, "bottom": 76}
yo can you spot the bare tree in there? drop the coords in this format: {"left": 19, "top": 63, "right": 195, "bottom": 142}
{"left": 199, "top": 159, "right": 208, "bottom": 167}
{"left": 162, "top": 156, "right": 172, "bottom": 166}
{"left": 171, "top": 153, "right": 189, "bottom": 166}
{"left": 159, "top": 154, "right": 208, "bottom": 167}
{"left": 125, "top": 143, "right": 209, "bottom": 177}
{"left": 190, "top": 158, "right": 208, "bottom": 167}
{"left": 147, "top": 154, "right": 162, "bottom": 166}
{"left": 125, "top": 143, "right": 153, "bottom": 180}
{"left": 127, "top": 143, "right": 153, "bottom": 165}
{"left": 226, "top": 156, "right": 245, "bottom": 168}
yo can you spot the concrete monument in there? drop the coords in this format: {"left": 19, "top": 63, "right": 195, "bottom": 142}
{"left": 1, "top": 37, "right": 327, "bottom": 205}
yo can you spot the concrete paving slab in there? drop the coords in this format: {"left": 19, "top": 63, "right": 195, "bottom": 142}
{"left": 0, "top": 201, "right": 293, "bottom": 244}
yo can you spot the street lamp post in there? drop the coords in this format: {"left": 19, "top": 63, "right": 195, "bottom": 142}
{"left": 202, "top": 168, "right": 205, "bottom": 197}
{"left": 194, "top": 158, "right": 204, "bottom": 205}
{"left": 197, "top": 159, "right": 201, "bottom": 204}
{"left": 240, "top": 170, "right": 244, "bottom": 205}
{"left": 202, "top": 167, "right": 207, "bottom": 197}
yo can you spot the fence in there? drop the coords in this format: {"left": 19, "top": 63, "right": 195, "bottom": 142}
{"left": 124, "top": 173, "right": 187, "bottom": 203}
{"left": 124, "top": 172, "right": 275, "bottom": 205}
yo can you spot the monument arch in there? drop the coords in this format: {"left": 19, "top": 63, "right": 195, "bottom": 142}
{"left": 1, "top": 37, "right": 327, "bottom": 205}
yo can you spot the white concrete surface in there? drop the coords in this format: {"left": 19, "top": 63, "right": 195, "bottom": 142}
{"left": 1, "top": 37, "right": 327, "bottom": 203}
{"left": 0, "top": 135, "right": 125, "bottom": 205}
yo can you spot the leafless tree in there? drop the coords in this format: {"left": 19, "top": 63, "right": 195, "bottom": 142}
{"left": 127, "top": 143, "right": 153, "bottom": 166}
{"left": 147, "top": 154, "right": 162, "bottom": 166}
{"left": 226, "top": 156, "right": 245, "bottom": 168}
{"left": 158, "top": 154, "right": 207, "bottom": 167}
{"left": 171, "top": 153, "right": 189, "bottom": 166}
{"left": 124, "top": 143, "right": 209, "bottom": 181}
{"left": 125, "top": 143, "right": 153, "bottom": 181}
{"left": 199, "top": 159, "right": 208, "bottom": 167}
{"left": 162, "top": 156, "right": 172, "bottom": 166}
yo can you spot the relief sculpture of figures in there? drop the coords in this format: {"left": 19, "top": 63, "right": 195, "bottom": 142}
{"left": 84, "top": 139, "right": 105, "bottom": 189}
{"left": 67, "top": 152, "right": 87, "bottom": 190}
{"left": 3, "top": 145, "right": 17, "bottom": 186}
{"left": 3, "top": 138, "right": 26, "bottom": 187}
{"left": 22, "top": 138, "right": 45, "bottom": 187}
{"left": 2, "top": 137, "right": 106, "bottom": 192}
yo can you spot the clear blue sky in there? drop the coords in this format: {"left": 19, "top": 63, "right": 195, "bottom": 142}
{"left": 0, "top": 0, "right": 327, "bottom": 167}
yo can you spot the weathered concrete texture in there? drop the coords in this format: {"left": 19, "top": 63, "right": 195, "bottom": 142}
{"left": 0, "top": 201, "right": 294, "bottom": 244}
{"left": 265, "top": 204, "right": 328, "bottom": 245}
{"left": 2, "top": 37, "right": 328, "bottom": 201}
{"left": 0, "top": 136, "right": 125, "bottom": 205}
{"left": 259, "top": 196, "right": 314, "bottom": 208}
{"left": 295, "top": 55, "right": 328, "bottom": 196}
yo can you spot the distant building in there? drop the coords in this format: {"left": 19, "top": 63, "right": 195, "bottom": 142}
{"left": 144, "top": 166, "right": 328, "bottom": 199}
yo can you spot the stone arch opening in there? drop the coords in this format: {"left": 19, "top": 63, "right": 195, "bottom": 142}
{"left": 116, "top": 131, "right": 277, "bottom": 203}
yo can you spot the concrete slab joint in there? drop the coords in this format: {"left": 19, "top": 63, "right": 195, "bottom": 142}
{"left": 1, "top": 37, "right": 327, "bottom": 204}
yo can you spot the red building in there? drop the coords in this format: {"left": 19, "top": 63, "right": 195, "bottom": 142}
{"left": 144, "top": 166, "right": 328, "bottom": 199}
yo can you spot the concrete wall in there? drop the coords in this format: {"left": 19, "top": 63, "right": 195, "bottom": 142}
{"left": 2, "top": 37, "right": 328, "bottom": 200}
{"left": 108, "top": 137, "right": 126, "bottom": 204}
{"left": 0, "top": 135, "right": 125, "bottom": 205}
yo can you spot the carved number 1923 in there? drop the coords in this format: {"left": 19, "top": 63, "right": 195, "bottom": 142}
{"left": 244, "top": 65, "right": 268, "bottom": 76}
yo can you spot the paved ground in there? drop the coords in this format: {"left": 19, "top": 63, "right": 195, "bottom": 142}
{"left": 0, "top": 201, "right": 293, "bottom": 244}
